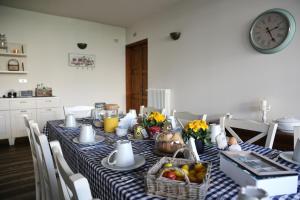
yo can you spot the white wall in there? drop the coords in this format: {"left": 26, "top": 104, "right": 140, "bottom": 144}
{"left": 0, "top": 6, "right": 126, "bottom": 110}
{"left": 127, "top": 0, "right": 300, "bottom": 121}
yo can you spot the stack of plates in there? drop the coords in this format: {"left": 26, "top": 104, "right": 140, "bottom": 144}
{"left": 275, "top": 117, "right": 300, "bottom": 133}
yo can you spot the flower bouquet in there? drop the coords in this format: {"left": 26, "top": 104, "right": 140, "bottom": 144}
{"left": 182, "top": 120, "right": 210, "bottom": 153}
{"left": 143, "top": 111, "right": 167, "bottom": 138}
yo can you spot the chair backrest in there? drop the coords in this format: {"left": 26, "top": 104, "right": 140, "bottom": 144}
{"left": 141, "top": 106, "right": 166, "bottom": 115}
{"left": 174, "top": 111, "right": 207, "bottom": 128}
{"left": 294, "top": 126, "right": 300, "bottom": 149}
{"left": 31, "top": 122, "right": 60, "bottom": 200}
{"left": 64, "top": 106, "right": 94, "bottom": 118}
{"left": 24, "top": 115, "right": 36, "bottom": 154}
{"left": 220, "top": 116, "right": 278, "bottom": 149}
{"left": 50, "top": 140, "right": 93, "bottom": 200}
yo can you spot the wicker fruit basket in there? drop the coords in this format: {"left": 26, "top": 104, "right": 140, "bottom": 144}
{"left": 145, "top": 148, "right": 212, "bottom": 199}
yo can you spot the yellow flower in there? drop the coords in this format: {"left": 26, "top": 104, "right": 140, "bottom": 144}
{"left": 147, "top": 112, "right": 165, "bottom": 123}
{"left": 186, "top": 119, "right": 208, "bottom": 132}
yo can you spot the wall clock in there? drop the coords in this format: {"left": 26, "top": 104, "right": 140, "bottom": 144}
{"left": 249, "top": 8, "right": 296, "bottom": 54}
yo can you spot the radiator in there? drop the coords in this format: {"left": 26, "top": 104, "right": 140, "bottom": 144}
{"left": 147, "top": 88, "right": 172, "bottom": 115}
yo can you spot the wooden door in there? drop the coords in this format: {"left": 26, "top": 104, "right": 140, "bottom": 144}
{"left": 126, "top": 39, "right": 148, "bottom": 112}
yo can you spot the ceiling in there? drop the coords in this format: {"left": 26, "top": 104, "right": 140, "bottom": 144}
{"left": 0, "top": 0, "right": 183, "bottom": 27}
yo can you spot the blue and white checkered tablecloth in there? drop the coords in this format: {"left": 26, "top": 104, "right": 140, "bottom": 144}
{"left": 44, "top": 120, "right": 300, "bottom": 200}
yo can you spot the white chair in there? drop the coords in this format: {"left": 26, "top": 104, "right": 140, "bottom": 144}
{"left": 24, "top": 115, "right": 42, "bottom": 200}
{"left": 50, "top": 140, "right": 97, "bottom": 200}
{"left": 140, "top": 106, "right": 166, "bottom": 115}
{"left": 30, "top": 122, "right": 60, "bottom": 200}
{"left": 220, "top": 116, "right": 278, "bottom": 149}
{"left": 294, "top": 126, "right": 300, "bottom": 149}
{"left": 174, "top": 110, "right": 207, "bottom": 128}
{"left": 64, "top": 106, "right": 94, "bottom": 118}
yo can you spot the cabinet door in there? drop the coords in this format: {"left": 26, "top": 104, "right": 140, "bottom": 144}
{"left": 0, "top": 111, "right": 10, "bottom": 140}
{"left": 10, "top": 109, "right": 37, "bottom": 138}
{"left": 37, "top": 108, "right": 63, "bottom": 130}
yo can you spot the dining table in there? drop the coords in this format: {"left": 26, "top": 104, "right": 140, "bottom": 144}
{"left": 44, "top": 119, "right": 300, "bottom": 200}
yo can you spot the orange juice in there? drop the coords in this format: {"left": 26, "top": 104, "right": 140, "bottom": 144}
{"left": 104, "top": 117, "right": 118, "bottom": 133}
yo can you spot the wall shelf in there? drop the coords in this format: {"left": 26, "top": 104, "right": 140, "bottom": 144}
{"left": 0, "top": 53, "right": 27, "bottom": 57}
{"left": 0, "top": 70, "right": 28, "bottom": 74}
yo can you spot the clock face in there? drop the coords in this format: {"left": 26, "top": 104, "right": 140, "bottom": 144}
{"left": 251, "top": 12, "right": 289, "bottom": 50}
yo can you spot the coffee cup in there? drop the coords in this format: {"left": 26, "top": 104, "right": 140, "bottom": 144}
{"left": 292, "top": 139, "right": 300, "bottom": 162}
{"left": 210, "top": 124, "right": 221, "bottom": 143}
{"left": 79, "top": 124, "right": 95, "bottom": 143}
{"left": 116, "top": 126, "right": 128, "bottom": 137}
{"left": 65, "top": 114, "right": 77, "bottom": 127}
{"left": 107, "top": 140, "right": 135, "bottom": 167}
{"left": 238, "top": 186, "right": 268, "bottom": 200}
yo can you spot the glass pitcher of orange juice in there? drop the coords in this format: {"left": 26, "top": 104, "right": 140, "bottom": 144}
{"left": 104, "top": 110, "right": 118, "bottom": 133}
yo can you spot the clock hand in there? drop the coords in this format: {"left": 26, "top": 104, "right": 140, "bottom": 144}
{"left": 269, "top": 26, "right": 279, "bottom": 32}
{"left": 266, "top": 27, "right": 276, "bottom": 42}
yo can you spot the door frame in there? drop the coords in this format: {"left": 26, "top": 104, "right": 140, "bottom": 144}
{"left": 125, "top": 39, "right": 148, "bottom": 112}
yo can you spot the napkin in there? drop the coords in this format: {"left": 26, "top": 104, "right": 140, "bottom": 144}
{"left": 119, "top": 112, "right": 137, "bottom": 129}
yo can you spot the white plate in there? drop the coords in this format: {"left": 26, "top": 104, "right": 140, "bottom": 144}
{"left": 279, "top": 151, "right": 300, "bottom": 165}
{"left": 59, "top": 123, "right": 81, "bottom": 129}
{"left": 101, "top": 154, "right": 146, "bottom": 171}
{"left": 73, "top": 135, "right": 105, "bottom": 145}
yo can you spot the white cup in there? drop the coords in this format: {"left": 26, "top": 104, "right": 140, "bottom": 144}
{"left": 292, "top": 139, "right": 300, "bottom": 162}
{"left": 129, "top": 109, "right": 137, "bottom": 118}
{"left": 79, "top": 124, "right": 95, "bottom": 143}
{"left": 210, "top": 124, "right": 221, "bottom": 143}
{"left": 65, "top": 114, "right": 77, "bottom": 127}
{"left": 116, "top": 126, "right": 128, "bottom": 137}
{"left": 107, "top": 140, "right": 135, "bottom": 167}
{"left": 238, "top": 186, "right": 268, "bottom": 200}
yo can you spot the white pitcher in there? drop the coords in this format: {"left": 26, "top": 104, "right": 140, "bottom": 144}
{"left": 107, "top": 140, "right": 135, "bottom": 167}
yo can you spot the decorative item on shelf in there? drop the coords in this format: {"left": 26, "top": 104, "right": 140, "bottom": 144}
{"left": 35, "top": 83, "right": 52, "bottom": 97}
{"left": 7, "top": 59, "right": 20, "bottom": 71}
{"left": 170, "top": 32, "right": 181, "bottom": 40}
{"left": 77, "top": 43, "right": 87, "bottom": 49}
{"left": 182, "top": 120, "right": 210, "bottom": 154}
{"left": 0, "top": 34, "right": 8, "bottom": 52}
{"left": 12, "top": 48, "right": 20, "bottom": 54}
{"left": 21, "top": 62, "right": 25, "bottom": 71}
{"left": 260, "top": 99, "right": 271, "bottom": 123}
{"left": 69, "top": 53, "right": 95, "bottom": 70}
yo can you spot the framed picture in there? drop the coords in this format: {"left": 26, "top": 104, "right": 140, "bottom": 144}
{"left": 68, "top": 53, "right": 95, "bottom": 68}
{"left": 221, "top": 151, "right": 297, "bottom": 177}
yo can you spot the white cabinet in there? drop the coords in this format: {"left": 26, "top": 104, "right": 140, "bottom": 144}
{"left": 0, "top": 97, "right": 63, "bottom": 145}
{"left": 0, "top": 111, "right": 11, "bottom": 140}
{"left": 37, "top": 107, "right": 63, "bottom": 130}
{"left": 10, "top": 109, "right": 37, "bottom": 138}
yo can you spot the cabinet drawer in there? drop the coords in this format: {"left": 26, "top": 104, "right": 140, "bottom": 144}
{"left": 10, "top": 99, "right": 37, "bottom": 110}
{"left": 0, "top": 99, "right": 10, "bottom": 110}
{"left": 37, "top": 98, "right": 60, "bottom": 108}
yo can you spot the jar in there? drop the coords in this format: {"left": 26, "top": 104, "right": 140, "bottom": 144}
{"left": 103, "top": 110, "right": 118, "bottom": 133}
{"left": 155, "top": 131, "right": 185, "bottom": 154}
{"left": 105, "top": 104, "right": 119, "bottom": 116}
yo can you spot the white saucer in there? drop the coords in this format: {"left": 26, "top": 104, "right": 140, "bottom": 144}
{"left": 279, "top": 151, "right": 300, "bottom": 165}
{"left": 101, "top": 154, "right": 146, "bottom": 171}
{"left": 73, "top": 135, "right": 105, "bottom": 145}
{"left": 59, "top": 123, "right": 81, "bottom": 129}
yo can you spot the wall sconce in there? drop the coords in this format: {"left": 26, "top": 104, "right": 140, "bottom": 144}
{"left": 77, "top": 43, "right": 87, "bottom": 49}
{"left": 170, "top": 32, "right": 181, "bottom": 40}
